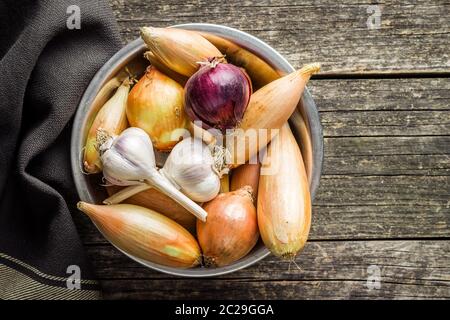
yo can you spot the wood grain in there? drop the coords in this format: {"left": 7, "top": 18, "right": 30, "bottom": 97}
{"left": 321, "top": 111, "right": 450, "bottom": 137}
{"left": 75, "top": 76, "right": 450, "bottom": 243}
{"left": 309, "top": 78, "right": 450, "bottom": 112}
{"left": 74, "top": 1, "right": 450, "bottom": 299}
{"left": 309, "top": 78, "right": 450, "bottom": 136}
{"left": 109, "top": 0, "right": 450, "bottom": 74}
{"left": 86, "top": 240, "right": 450, "bottom": 299}
{"left": 324, "top": 136, "right": 450, "bottom": 176}
{"left": 75, "top": 175, "right": 450, "bottom": 243}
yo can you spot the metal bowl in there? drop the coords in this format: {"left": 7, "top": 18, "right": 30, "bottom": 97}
{"left": 71, "top": 23, "right": 323, "bottom": 277}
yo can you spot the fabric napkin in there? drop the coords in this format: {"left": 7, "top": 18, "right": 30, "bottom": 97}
{"left": 0, "top": 0, "right": 121, "bottom": 299}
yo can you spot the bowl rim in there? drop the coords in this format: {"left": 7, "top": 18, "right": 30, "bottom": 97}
{"left": 71, "top": 23, "right": 323, "bottom": 277}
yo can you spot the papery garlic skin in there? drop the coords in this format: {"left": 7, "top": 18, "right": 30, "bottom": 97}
{"left": 98, "top": 127, "right": 208, "bottom": 221}
{"left": 162, "top": 138, "right": 220, "bottom": 203}
{"left": 100, "top": 127, "right": 156, "bottom": 186}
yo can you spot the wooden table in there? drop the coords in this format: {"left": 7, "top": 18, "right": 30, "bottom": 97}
{"left": 75, "top": 0, "right": 450, "bottom": 299}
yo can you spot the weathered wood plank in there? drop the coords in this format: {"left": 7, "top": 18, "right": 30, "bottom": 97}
{"left": 109, "top": 0, "right": 450, "bottom": 74}
{"left": 309, "top": 78, "right": 450, "bottom": 112}
{"left": 312, "top": 78, "right": 450, "bottom": 173}
{"left": 85, "top": 241, "right": 450, "bottom": 299}
{"left": 84, "top": 1, "right": 450, "bottom": 300}
{"left": 310, "top": 78, "right": 450, "bottom": 136}
{"left": 316, "top": 175, "right": 449, "bottom": 206}
{"left": 323, "top": 137, "right": 450, "bottom": 176}
{"left": 312, "top": 205, "right": 449, "bottom": 239}
{"left": 101, "top": 279, "right": 450, "bottom": 299}
{"left": 76, "top": 205, "right": 450, "bottom": 243}
{"left": 75, "top": 174, "right": 450, "bottom": 244}
{"left": 74, "top": 75, "right": 450, "bottom": 242}
{"left": 326, "top": 136, "right": 450, "bottom": 157}
{"left": 320, "top": 110, "right": 450, "bottom": 137}
{"left": 313, "top": 175, "right": 449, "bottom": 238}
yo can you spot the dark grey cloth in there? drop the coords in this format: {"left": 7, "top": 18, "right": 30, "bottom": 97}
{"left": 0, "top": 0, "right": 122, "bottom": 298}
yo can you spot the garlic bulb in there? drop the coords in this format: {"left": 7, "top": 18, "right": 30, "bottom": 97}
{"left": 161, "top": 138, "right": 220, "bottom": 203}
{"left": 104, "top": 136, "right": 222, "bottom": 205}
{"left": 100, "top": 127, "right": 156, "bottom": 186}
{"left": 98, "top": 127, "right": 208, "bottom": 221}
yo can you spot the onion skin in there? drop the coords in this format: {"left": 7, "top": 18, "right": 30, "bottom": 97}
{"left": 83, "top": 80, "right": 130, "bottom": 173}
{"left": 230, "top": 163, "right": 261, "bottom": 201}
{"left": 257, "top": 124, "right": 311, "bottom": 260}
{"left": 290, "top": 109, "right": 313, "bottom": 184}
{"left": 200, "top": 32, "right": 280, "bottom": 90}
{"left": 106, "top": 186, "right": 196, "bottom": 234}
{"left": 127, "top": 67, "right": 188, "bottom": 151}
{"left": 185, "top": 61, "right": 252, "bottom": 132}
{"left": 227, "top": 63, "right": 320, "bottom": 167}
{"left": 144, "top": 51, "right": 188, "bottom": 86}
{"left": 140, "top": 27, "right": 222, "bottom": 77}
{"left": 197, "top": 32, "right": 315, "bottom": 180}
{"left": 78, "top": 202, "right": 201, "bottom": 268}
{"left": 241, "top": 64, "right": 320, "bottom": 130}
{"left": 197, "top": 186, "right": 259, "bottom": 267}
{"left": 219, "top": 174, "right": 230, "bottom": 193}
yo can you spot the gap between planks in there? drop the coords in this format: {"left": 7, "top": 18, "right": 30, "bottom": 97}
{"left": 83, "top": 237, "right": 450, "bottom": 247}
{"left": 313, "top": 72, "right": 450, "bottom": 80}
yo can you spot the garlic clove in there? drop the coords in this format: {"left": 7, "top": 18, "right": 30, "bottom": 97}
{"left": 162, "top": 138, "right": 220, "bottom": 203}
{"left": 172, "top": 166, "right": 220, "bottom": 203}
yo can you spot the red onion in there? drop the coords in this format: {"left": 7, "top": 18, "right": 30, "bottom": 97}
{"left": 184, "top": 59, "right": 252, "bottom": 132}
